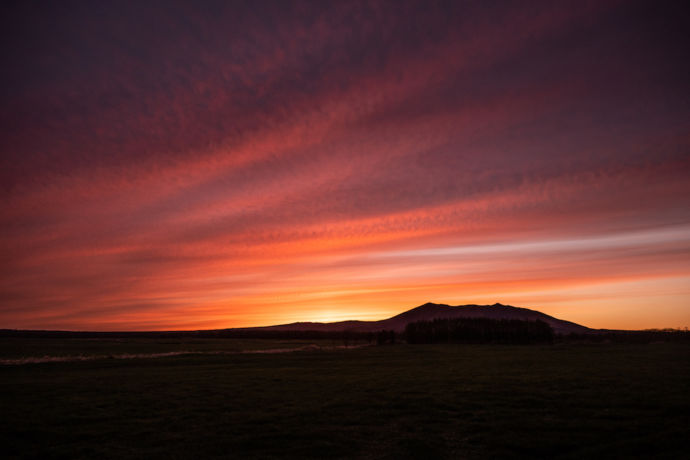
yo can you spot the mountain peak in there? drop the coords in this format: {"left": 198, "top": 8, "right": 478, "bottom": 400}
{"left": 419, "top": 302, "right": 445, "bottom": 308}
{"left": 244, "top": 302, "right": 592, "bottom": 335}
{"left": 381, "top": 302, "right": 590, "bottom": 335}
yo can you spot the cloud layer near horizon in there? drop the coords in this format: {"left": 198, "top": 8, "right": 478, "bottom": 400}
{"left": 2, "top": 0, "right": 689, "bottom": 330}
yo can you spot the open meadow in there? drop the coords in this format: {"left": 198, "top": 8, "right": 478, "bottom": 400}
{"left": 1, "top": 339, "right": 688, "bottom": 459}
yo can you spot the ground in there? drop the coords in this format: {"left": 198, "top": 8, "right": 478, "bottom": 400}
{"left": 1, "top": 339, "right": 688, "bottom": 459}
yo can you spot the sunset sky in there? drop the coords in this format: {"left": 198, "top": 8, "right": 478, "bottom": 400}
{"left": 1, "top": 0, "right": 689, "bottom": 331}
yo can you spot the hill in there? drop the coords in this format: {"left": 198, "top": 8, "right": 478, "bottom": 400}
{"left": 238, "top": 302, "right": 592, "bottom": 335}
{"left": 0, "top": 303, "right": 593, "bottom": 338}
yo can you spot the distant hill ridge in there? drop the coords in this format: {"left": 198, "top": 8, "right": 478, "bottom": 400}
{"left": 0, "top": 303, "right": 593, "bottom": 337}
{"left": 239, "top": 302, "right": 591, "bottom": 335}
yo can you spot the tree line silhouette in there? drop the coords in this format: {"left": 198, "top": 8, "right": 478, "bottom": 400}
{"left": 404, "top": 318, "right": 555, "bottom": 344}
{"left": 1, "top": 323, "right": 688, "bottom": 344}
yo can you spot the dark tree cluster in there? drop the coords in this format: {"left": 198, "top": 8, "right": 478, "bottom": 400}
{"left": 375, "top": 330, "right": 396, "bottom": 345}
{"left": 404, "top": 318, "right": 555, "bottom": 344}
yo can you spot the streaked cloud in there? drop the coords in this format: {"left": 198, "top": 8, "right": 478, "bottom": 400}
{"left": 1, "top": 0, "right": 688, "bottom": 330}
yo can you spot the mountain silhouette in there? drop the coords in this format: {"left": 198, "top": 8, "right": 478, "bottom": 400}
{"left": 0, "top": 303, "right": 594, "bottom": 338}
{"left": 235, "top": 302, "right": 591, "bottom": 335}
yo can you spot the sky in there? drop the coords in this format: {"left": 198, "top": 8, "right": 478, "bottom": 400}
{"left": 1, "top": 0, "right": 689, "bottom": 331}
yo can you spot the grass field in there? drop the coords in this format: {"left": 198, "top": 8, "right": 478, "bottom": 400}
{"left": 1, "top": 340, "right": 688, "bottom": 459}
{"left": 0, "top": 338, "right": 347, "bottom": 363}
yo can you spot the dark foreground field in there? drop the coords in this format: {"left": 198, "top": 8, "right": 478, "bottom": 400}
{"left": 1, "top": 340, "right": 688, "bottom": 459}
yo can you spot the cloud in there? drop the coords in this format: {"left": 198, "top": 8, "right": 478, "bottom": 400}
{"left": 1, "top": 0, "right": 689, "bottom": 330}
